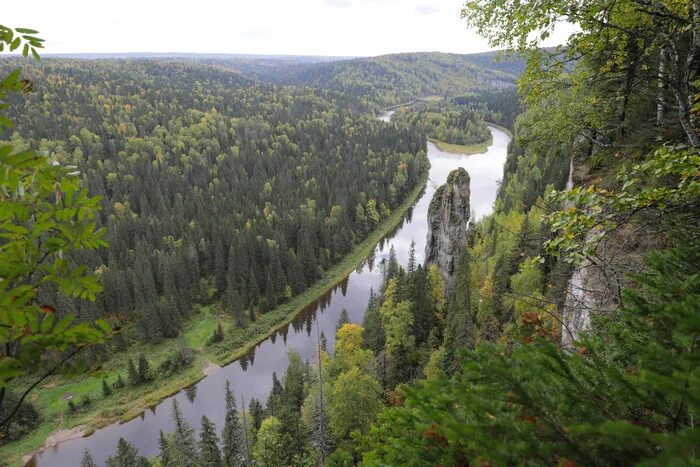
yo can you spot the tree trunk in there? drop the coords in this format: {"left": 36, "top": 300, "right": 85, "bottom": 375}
{"left": 657, "top": 48, "right": 667, "bottom": 126}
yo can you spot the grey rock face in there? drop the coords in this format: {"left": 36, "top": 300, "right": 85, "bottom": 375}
{"left": 425, "top": 168, "right": 470, "bottom": 290}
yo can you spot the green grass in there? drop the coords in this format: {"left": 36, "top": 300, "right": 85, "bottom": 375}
{"left": 429, "top": 122, "right": 513, "bottom": 155}
{"left": 0, "top": 170, "right": 429, "bottom": 467}
{"left": 1, "top": 305, "right": 227, "bottom": 465}
{"left": 429, "top": 134, "right": 493, "bottom": 155}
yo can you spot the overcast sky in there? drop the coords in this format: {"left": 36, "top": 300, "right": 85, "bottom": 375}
{"left": 5, "top": 0, "right": 573, "bottom": 57}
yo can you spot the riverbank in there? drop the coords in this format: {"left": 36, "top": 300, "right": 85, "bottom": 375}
{"left": 2, "top": 169, "right": 430, "bottom": 467}
{"left": 428, "top": 134, "right": 493, "bottom": 155}
{"left": 428, "top": 123, "right": 512, "bottom": 155}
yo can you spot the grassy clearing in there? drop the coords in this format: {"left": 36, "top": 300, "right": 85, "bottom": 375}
{"left": 0, "top": 170, "right": 429, "bottom": 467}
{"left": 429, "top": 134, "right": 493, "bottom": 155}
{"left": 429, "top": 122, "right": 513, "bottom": 155}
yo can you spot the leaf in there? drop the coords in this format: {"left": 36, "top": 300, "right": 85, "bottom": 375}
{"left": 53, "top": 315, "right": 75, "bottom": 335}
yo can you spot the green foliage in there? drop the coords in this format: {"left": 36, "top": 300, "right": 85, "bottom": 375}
{"left": 0, "top": 391, "right": 40, "bottom": 443}
{"left": 106, "top": 437, "right": 149, "bottom": 467}
{"left": 199, "top": 415, "right": 222, "bottom": 467}
{"left": 328, "top": 367, "right": 383, "bottom": 440}
{"left": 157, "top": 342, "right": 193, "bottom": 377}
{"left": 253, "top": 416, "right": 292, "bottom": 466}
{"left": 102, "top": 378, "right": 112, "bottom": 397}
{"left": 462, "top": 0, "right": 700, "bottom": 146}
{"left": 207, "top": 323, "right": 224, "bottom": 345}
{"left": 547, "top": 146, "right": 700, "bottom": 264}
{"left": 0, "top": 25, "right": 110, "bottom": 429}
{"left": 393, "top": 101, "right": 491, "bottom": 146}
{"left": 161, "top": 399, "right": 200, "bottom": 466}
{"left": 236, "top": 52, "right": 520, "bottom": 108}
{"left": 127, "top": 358, "right": 138, "bottom": 386}
{"left": 363, "top": 242, "right": 700, "bottom": 465}
{"left": 81, "top": 449, "right": 97, "bottom": 467}
{"left": 0, "top": 57, "right": 428, "bottom": 348}
{"left": 0, "top": 25, "right": 43, "bottom": 59}
{"left": 222, "top": 380, "right": 247, "bottom": 466}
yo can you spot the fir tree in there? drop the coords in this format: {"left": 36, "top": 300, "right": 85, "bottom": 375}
{"left": 209, "top": 323, "right": 224, "bottom": 344}
{"left": 249, "top": 301, "right": 257, "bottom": 323}
{"left": 199, "top": 415, "right": 222, "bottom": 467}
{"left": 407, "top": 240, "right": 416, "bottom": 273}
{"left": 320, "top": 331, "right": 328, "bottom": 352}
{"left": 113, "top": 373, "right": 125, "bottom": 389}
{"left": 311, "top": 393, "right": 333, "bottom": 461}
{"left": 164, "top": 399, "right": 200, "bottom": 466}
{"left": 102, "top": 379, "right": 112, "bottom": 398}
{"left": 106, "top": 437, "right": 148, "bottom": 467}
{"left": 159, "top": 430, "right": 171, "bottom": 466}
{"left": 265, "top": 272, "right": 276, "bottom": 310}
{"left": 81, "top": 449, "right": 97, "bottom": 467}
{"left": 248, "top": 398, "right": 265, "bottom": 431}
{"left": 386, "top": 245, "right": 400, "bottom": 281}
{"left": 443, "top": 252, "right": 474, "bottom": 370}
{"left": 137, "top": 354, "right": 150, "bottom": 382}
{"left": 222, "top": 380, "right": 245, "bottom": 466}
{"left": 336, "top": 308, "right": 350, "bottom": 330}
{"left": 127, "top": 358, "right": 139, "bottom": 386}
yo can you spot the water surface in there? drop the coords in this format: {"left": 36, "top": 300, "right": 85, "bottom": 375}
{"left": 30, "top": 118, "right": 510, "bottom": 466}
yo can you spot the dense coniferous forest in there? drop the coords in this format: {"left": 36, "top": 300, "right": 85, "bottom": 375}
{"left": 391, "top": 101, "right": 491, "bottom": 147}
{"left": 452, "top": 88, "right": 522, "bottom": 129}
{"left": 228, "top": 52, "right": 521, "bottom": 108}
{"left": 1, "top": 59, "right": 427, "bottom": 345}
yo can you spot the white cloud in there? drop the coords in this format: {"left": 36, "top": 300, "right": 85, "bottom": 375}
{"left": 415, "top": 4, "right": 440, "bottom": 15}
{"left": 2, "top": 0, "right": 571, "bottom": 56}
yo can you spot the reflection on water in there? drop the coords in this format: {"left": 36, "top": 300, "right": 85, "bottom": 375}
{"left": 30, "top": 122, "right": 510, "bottom": 466}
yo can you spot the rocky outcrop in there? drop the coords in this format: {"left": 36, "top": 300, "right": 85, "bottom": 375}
{"left": 425, "top": 168, "right": 471, "bottom": 290}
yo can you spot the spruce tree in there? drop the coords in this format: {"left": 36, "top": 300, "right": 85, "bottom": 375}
{"left": 165, "top": 399, "right": 200, "bottom": 466}
{"left": 127, "top": 358, "right": 139, "bottom": 386}
{"left": 336, "top": 308, "right": 350, "bottom": 330}
{"left": 199, "top": 415, "right": 222, "bottom": 467}
{"left": 137, "top": 354, "right": 150, "bottom": 382}
{"left": 248, "top": 302, "right": 256, "bottom": 322}
{"left": 407, "top": 240, "right": 416, "bottom": 273}
{"left": 106, "top": 437, "right": 147, "bottom": 467}
{"left": 248, "top": 398, "right": 265, "bottom": 431}
{"left": 385, "top": 245, "right": 400, "bottom": 281}
{"left": 226, "top": 285, "right": 243, "bottom": 328}
{"left": 311, "top": 393, "right": 333, "bottom": 461}
{"left": 265, "top": 272, "right": 276, "bottom": 309}
{"left": 102, "top": 378, "right": 112, "bottom": 397}
{"left": 320, "top": 331, "right": 328, "bottom": 352}
{"left": 222, "top": 380, "right": 245, "bottom": 466}
{"left": 443, "top": 252, "right": 475, "bottom": 370}
{"left": 81, "top": 449, "right": 97, "bottom": 467}
{"left": 159, "top": 430, "right": 171, "bottom": 466}
{"left": 113, "top": 373, "right": 125, "bottom": 389}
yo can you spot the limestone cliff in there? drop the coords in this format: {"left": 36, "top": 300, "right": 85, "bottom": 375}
{"left": 425, "top": 168, "right": 471, "bottom": 290}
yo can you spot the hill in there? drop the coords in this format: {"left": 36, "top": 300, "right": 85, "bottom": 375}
{"left": 216, "top": 51, "right": 523, "bottom": 107}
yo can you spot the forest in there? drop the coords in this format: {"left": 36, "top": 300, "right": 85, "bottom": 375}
{"left": 391, "top": 101, "right": 492, "bottom": 150}
{"left": 227, "top": 52, "right": 521, "bottom": 108}
{"left": 0, "top": 56, "right": 430, "bottom": 462}
{"left": 2, "top": 0, "right": 700, "bottom": 464}
{"left": 1, "top": 58, "right": 427, "bottom": 343}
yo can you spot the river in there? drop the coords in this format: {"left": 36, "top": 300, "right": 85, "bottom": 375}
{"left": 28, "top": 113, "right": 511, "bottom": 466}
